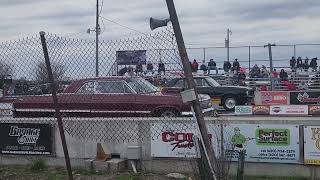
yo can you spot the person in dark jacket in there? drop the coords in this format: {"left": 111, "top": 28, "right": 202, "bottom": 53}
{"left": 296, "top": 57, "right": 303, "bottom": 70}
{"left": 304, "top": 57, "right": 309, "bottom": 71}
{"left": 223, "top": 61, "right": 231, "bottom": 73}
{"left": 146, "top": 61, "right": 154, "bottom": 74}
{"left": 135, "top": 61, "right": 143, "bottom": 75}
{"left": 310, "top": 58, "right": 318, "bottom": 72}
{"left": 289, "top": 56, "right": 296, "bottom": 72}
{"left": 207, "top": 59, "right": 218, "bottom": 74}
{"left": 279, "top": 69, "right": 288, "bottom": 81}
{"left": 232, "top": 59, "right": 240, "bottom": 72}
{"left": 250, "top": 64, "right": 261, "bottom": 78}
{"left": 118, "top": 66, "right": 128, "bottom": 76}
{"left": 158, "top": 61, "right": 165, "bottom": 75}
{"left": 200, "top": 64, "right": 208, "bottom": 74}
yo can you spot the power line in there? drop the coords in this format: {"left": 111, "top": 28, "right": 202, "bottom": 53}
{"left": 99, "top": 16, "right": 148, "bottom": 35}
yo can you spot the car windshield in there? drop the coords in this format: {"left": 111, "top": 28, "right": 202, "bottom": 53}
{"left": 126, "top": 78, "right": 160, "bottom": 94}
{"left": 205, "top": 77, "right": 221, "bottom": 87}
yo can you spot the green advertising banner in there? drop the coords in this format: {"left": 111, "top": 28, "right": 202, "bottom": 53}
{"left": 220, "top": 124, "right": 300, "bottom": 163}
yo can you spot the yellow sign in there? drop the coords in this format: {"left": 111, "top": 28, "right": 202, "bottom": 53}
{"left": 304, "top": 159, "right": 320, "bottom": 165}
{"left": 211, "top": 98, "right": 221, "bottom": 105}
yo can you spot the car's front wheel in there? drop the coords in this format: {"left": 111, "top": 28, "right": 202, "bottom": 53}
{"left": 222, "top": 95, "right": 238, "bottom": 111}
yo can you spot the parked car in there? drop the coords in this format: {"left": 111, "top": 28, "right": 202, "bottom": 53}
{"left": 163, "top": 76, "right": 254, "bottom": 111}
{"left": 12, "top": 76, "right": 214, "bottom": 117}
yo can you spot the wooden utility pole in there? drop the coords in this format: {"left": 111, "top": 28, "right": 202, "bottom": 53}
{"left": 165, "top": 1, "right": 217, "bottom": 179}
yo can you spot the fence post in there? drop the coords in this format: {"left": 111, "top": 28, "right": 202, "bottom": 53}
{"left": 264, "top": 43, "right": 276, "bottom": 91}
{"left": 248, "top": 46, "right": 251, "bottom": 71}
{"left": 236, "top": 150, "right": 245, "bottom": 180}
{"left": 39, "top": 31, "right": 73, "bottom": 180}
{"left": 203, "top": 48, "right": 206, "bottom": 63}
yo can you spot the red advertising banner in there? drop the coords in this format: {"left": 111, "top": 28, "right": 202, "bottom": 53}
{"left": 260, "top": 91, "right": 289, "bottom": 105}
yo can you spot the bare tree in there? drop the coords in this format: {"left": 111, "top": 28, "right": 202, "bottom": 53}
{"left": 0, "top": 61, "right": 12, "bottom": 89}
{"left": 34, "top": 61, "right": 66, "bottom": 83}
{"left": 0, "top": 61, "right": 12, "bottom": 79}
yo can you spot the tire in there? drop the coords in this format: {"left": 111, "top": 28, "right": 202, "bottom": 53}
{"left": 154, "top": 108, "right": 179, "bottom": 117}
{"left": 222, "top": 95, "right": 238, "bottom": 111}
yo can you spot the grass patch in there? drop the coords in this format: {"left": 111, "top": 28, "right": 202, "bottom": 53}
{"left": 232, "top": 175, "right": 309, "bottom": 180}
{"left": 30, "top": 159, "right": 48, "bottom": 171}
{"left": 116, "top": 174, "right": 142, "bottom": 180}
{"left": 73, "top": 168, "right": 105, "bottom": 176}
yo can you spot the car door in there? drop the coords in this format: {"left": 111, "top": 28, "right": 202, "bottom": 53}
{"left": 58, "top": 81, "right": 94, "bottom": 113}
{"left": 91, "top": 80, "right": 135, "bottom": 116}
{"left": 194, "top": 78, "right": 212, "bottom": 95}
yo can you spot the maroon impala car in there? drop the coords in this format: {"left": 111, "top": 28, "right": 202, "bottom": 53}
{"left": 12, "top": 76, "right": 213, "bottom": 117}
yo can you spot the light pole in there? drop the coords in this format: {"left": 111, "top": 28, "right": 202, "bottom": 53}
{"left": 264, "top": 43, "right": 276, "bottom": 91}
{"left": 225, "top": 29, "right": 232, "bottom": 61}
{"left": 87, "top": 0, "right": 100, "bottom": 77}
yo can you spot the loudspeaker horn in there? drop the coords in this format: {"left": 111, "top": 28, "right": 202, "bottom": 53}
{"left": 150, "top": 17, "right": 171, "bottom": 31}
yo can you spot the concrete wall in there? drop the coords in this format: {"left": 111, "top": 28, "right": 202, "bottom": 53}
{"left": 1, "top": 116, "right": 320, "bottom": 178}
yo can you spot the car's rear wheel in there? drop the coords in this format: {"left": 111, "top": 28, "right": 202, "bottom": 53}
{"left": 222, "top": 95, "right": 238, "bottom": 111}
{"left": 154, "top": 108, "right": 179, "bottom": 117}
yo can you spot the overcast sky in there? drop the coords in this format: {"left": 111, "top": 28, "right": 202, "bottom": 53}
{"left": 1, "top": 0, "right": 320, "bottom": 46}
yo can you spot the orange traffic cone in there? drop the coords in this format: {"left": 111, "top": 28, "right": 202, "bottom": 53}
{"left": 96, "top": 143, "right": 109, "bottom": 161}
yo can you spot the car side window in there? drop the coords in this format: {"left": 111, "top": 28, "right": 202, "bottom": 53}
{"left": 194, "top": 78, "right": 210, "bottom": 87}
{"left": 95, "top": 81, "right": 131, "bottom": 94}
{"left": 174, "top": 79, "right": 185, "bottom": 88}
{"left": 77, "top": 81, "right": 94, "bottom": 94}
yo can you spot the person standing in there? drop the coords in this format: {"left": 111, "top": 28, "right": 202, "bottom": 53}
{"left": 296, "top": 57, "right": 303, "bottom": 71}
{"left": 146, "top": 61, "right": 154, "bottom": 75}
{"left": 158, "top": 61, "right": 165, "bottom": 75}
{"left": 304, "top": 57, "right": 309, "bottom": 72}
{"left": 223, "top": 61, "right": 232, "bottom": 73}
{"left": 191, "top": 59, "right": 199, "bottom": 73}
{"left": 232, "top": 59, "right": 240, "bottom": 72}
{"left": 289, "top": 56, "right": 296, "bottom": 72}
{"left": 207, "top": 59, "right": 218, "bottom": 75}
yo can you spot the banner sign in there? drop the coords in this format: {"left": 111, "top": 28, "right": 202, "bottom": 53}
{"left": 253, "top": 105, "right": 270, "bottom": 115}
{"left": 151, "top": 123, "right": 300, "bottom": 163}
{"left": 309, "top": 105, "right": 320, "bottom": 115}
{"left": 270, "top": 105, "right": 308, "bottom": 115}
{"left": 224, "top": 124, "right": 300, "bottom": 163}
{"left": 261, "top": 91, "right": 289, "bottom": 105}
{"left": 0, "top": 123, "right": 52, "bottom": 155}
{"left": 290, "top": 91, "right": 320, "bottom": 105}
{"left": 235, "top": 106, "right": 252, "bottom": 115}
{"left": 151, "top": 123, "right": 211, "bottom": 158}
{"left": 116, "top": 50, "right": 146, "bottom": 65}
{"left": 304, "top": 126, "right": 320, "bottom": 165}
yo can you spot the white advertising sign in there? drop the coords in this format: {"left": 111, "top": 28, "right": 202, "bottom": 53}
{"left": 151, "top": 123, "right": 300, "bottom": 163}
{"left": 304, "top": 126, "right": 320, "bottom": 165}
{"left": 270, "top": 105, "right": 308, "bottom": 115}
